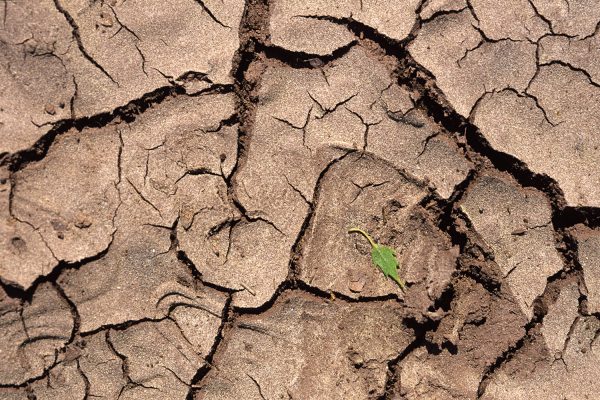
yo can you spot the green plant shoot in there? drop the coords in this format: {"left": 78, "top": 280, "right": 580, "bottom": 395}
{"left": 348, "top": 228, "right": 406, "bottom": 291}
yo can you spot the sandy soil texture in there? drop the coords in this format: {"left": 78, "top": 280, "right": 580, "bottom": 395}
{"left": 1, "top": 0, "right": 600, "bottom": 399}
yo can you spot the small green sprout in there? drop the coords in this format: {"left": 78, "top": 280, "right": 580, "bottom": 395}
{"left": 348, "top": 228, "right": 406, "bottom": 291}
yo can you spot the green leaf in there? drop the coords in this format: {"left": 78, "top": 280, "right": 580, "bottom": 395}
{"left": 348, "top": 228, "right": 406, "bottom": 291}
{"left": 371, "top": 244, "right": 406, "bottom": 290}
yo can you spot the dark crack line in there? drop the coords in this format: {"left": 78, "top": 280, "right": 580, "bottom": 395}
{"left": 52, "top": 0, "right": 119, "bottom": 86}
{"left": 76, "top": 359, "right": 92, "bottom": 400}
{"left": 1, "top": 83, "right": 185, "bottom": 171}
{"left": 193, "top": 0, "right": 230, "bottom": 28}
{"left": 126, "top": 177, "right": 162, "bottom": 217}
{"left": 283, "top": 174, "right": 311, "bottom": 207}
{"left": 186, "top": 294, "right": 233, "bottom": 398}
{"left": 527, "top": 0, "right": 555, "bottom": 34}
{"left": 539, "top": 59, "right": 600, "bottom": 88}
{"left": 247, "top": 373, "right": 268, "bottom": 400}
{"left": 349, "top": 179, "right": 390, "bottom": 205}
{"left": 420, "top": 6, "right": 469, "bottom": 24}
{"left": 259, "top": 40, "right": 359, "bottom": 68}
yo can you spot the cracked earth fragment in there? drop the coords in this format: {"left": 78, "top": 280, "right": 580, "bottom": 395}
{"left": 410, "top": 4, "right": 600, "bottom": 207}
{"left": 0, "top": 283, "right": 74, "bottom": 386}
{"left": 108, "top": 304, "right": 223, "bottom": 399}
{"left": 29, "top": 361, "right": 87, "bottom": 400}
{"left": 420, "top": 0, "right": 467, "bottom": 21}
{"left": 459, "top": 172, "right": 563, "bottom": 319}
{"left": 473, "top": 64, "right": 600, "bottom": 207}
{"left": 399, "top": 279, "right": 526, "bottom": 399}
{"left": 8, "top": 126, "right": 120, "bottom": 288}
{"left": 197, "top": 292, "right": 412, "bottom": 399}
{"left": 270, "top": 0, "right": 422, "bottom": 55}
{"left": 539, "top": 32, "right": 600, "bottom": 83}
{"left": 482, "top": 288, "right": 600, "bottom": 400}
{"left": 17, "top": 300, "right": 226, "bottom": 399}
{"left": 2, "top": 0, "right": 600, "bottom": 398}
{"left": 408, "top": 9, "right": 537, "bottom": 117}
{"left": 223, "top": 45, "right": 469, "bottom": 308}
{"left": 1, "top": 166, "right": 55, "bottom": 288}
{"left": 530, "top": 0, "right": 600, "bottom": 38}
{"left": 0, "top": 0, "right": 243, "bottom": 154}
{"left": 469, "top": 0, "right": 550, "bottom": 41}
{"left": 55, "top": 94, "right": 235, "bottom": 332}
{"left": 574, "top": 225, "right": 600, "bottom": 314}
{"left": 77, "top": 333, "right": 127, "bottom": 399}
{"left": 299, "top": 154, "right": 457, "bottom": 312}
{"left": 540, "top": 279, "right": 580, "bottom": 357}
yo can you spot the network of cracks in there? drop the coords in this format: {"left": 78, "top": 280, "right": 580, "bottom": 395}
{"left": 1, "top": 0, "right": 600, "bottom": 399}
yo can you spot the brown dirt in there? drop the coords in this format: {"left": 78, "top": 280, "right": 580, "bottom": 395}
{"left": 1, "top": 0, "right": 599, "bottom": 399}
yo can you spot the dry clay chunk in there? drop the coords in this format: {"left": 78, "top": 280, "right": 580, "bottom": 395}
{"left": 531, "top": 0, "right": 600, "bottom": 38}
{"left": 110, "top": 304, "right": 224, "bottom": 400}
{"left": 574, "top": 226, "right": 600, "bottom": 314}
{"left": 120, "top": 93, "right": 238, "bottom": 229}
{"left": 11, "top": 125, "right": 120, "bottom": 282}
{"left": 197, "top": 292, "right": 412, "bottom": 400}
{"left": 470, "top": 0, "right": 549, "bottom": 41}
{"left": 482, "top": 316, "right": 600, "bottom": 399}
{"left": 299, "top": 154, "right": 456, "bottom": 311}
{"left": 540, "top": 280, "right": 580, "bottom": 357}
{"left": 460, "top": 173, "right": 563, "bottom": 319}
{"left": 0, "top": 0, "right": 243, "bottom": 154}
{"left": 473, "top": 65, "right": 600, "bottom": 207}
{"left": 539, "top": 34, "right": 600, "bottom": 84}
{"left": 0, "top": 0, "right": 76, "bottom": 155}
{"left": 0, "top": 167, "right": 56, "bottom": 289}
{"left": 408, "top": 10, "right": 537, "bottom": 117}
{"left": 59, "top": 224, "right": 227, "bottom": 333}
{"left": 270, "top": 0, "right": 421, "bottom": 55}
{"left": 0, "top": 283, "right": 73, "bottom": 386}
{"left": 399, "top": 278, "right": 526, "bottom": 399}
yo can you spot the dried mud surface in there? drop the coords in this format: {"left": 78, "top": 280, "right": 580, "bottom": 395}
{"left": 1, "top": 0, "right": 599, "bottom": 399}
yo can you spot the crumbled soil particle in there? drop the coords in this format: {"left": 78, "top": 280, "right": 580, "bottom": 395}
{"left": 1, "top": 1, "right": 599, "bottom": 399}
{"left": 398, "top": 277, "right": 526, "bottom": 399}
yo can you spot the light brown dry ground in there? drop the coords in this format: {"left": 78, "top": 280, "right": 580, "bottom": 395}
{"left": 1, "top": 0, "right": 599, "bottom": 399}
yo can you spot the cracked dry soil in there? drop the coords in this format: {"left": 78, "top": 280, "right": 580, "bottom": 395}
{"left": 1, "top": 0, "right": 600, "bottom": 399}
